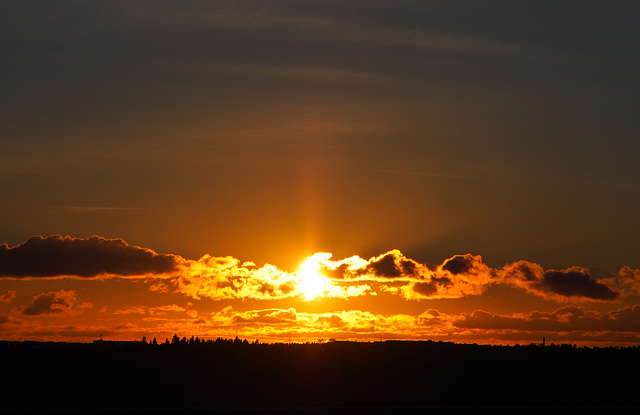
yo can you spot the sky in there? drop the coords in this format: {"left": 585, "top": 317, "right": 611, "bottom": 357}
{"left": 1, "top": 0, "right": 640, "bottom": 346}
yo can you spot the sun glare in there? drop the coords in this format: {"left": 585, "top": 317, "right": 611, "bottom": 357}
{"left": 297, "top": 254, "right": 331, "bottom": 301}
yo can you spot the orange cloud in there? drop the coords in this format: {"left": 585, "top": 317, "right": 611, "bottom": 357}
{"left": 404, "top": 254, "right": 497, "bottom": 299}
{"left": 177, "top": 255, "right": 297, "bottom": 300}
{"left": 20, "top": 290, "right": 90, "bottom": 316}
{"left": 5, "top": 296, "right": 640, "bottom": 346}
{"left": 1, "top": 290, "right": 16, "bottom": 303}
{"left": 176, "top": 253, "right": 375, "bottom": 301}
{"left": 204, "top": 304, "right": 638, "bottom": 345}
{"left": 316, "top": 249, "right": 428, "bottom": 281}
{"left": 605, "top": 266, "right": 640, "bottom": 297}
{"left": 202, "top": 306, "right": 453, "bottom": 342}
{"left": 174, "top": 249, "right": 633, "bottom": 303}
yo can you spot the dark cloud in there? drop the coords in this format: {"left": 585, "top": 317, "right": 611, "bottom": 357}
{"left": 441, "top": 255, "right": 474, "bottom": 275}
{"left": 0, "top": 235, "right": 179, "bottom": 278}
{"left": 402, "top": 253, "right": 628, "bottom": 302}
{"left": 22, "top": 290, "right": 78, "bottom": 316}
{"left": 366, "top": 253, "right": 402, "bottom": 278}
{"left": 437, "top": 254, "right": 494, "bottom": 281}
{"left": 363, "top": 250, "right": 423, "bottom": 279}
{"left": 502, "top": 261, "right": 619, "bottom": 301}
{"left": 411, "top": 275, "right": 454, "bottom": 297}
{"left": 541, "top": 269, "right": 618, "bottom": 301}
{"left": 400, "top": 258, "right": 418, "bottom": 276}
{"left": 412, "top": 281, "right": 438, "bottom": 297}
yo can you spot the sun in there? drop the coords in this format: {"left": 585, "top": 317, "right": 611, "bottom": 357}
{"left": 297, "top": 254, "right": 332, "bottom": 301}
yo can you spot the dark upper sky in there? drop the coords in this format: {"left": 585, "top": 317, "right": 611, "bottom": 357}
{"left": 2, "top": 0, "right": 639, "bottom": 272}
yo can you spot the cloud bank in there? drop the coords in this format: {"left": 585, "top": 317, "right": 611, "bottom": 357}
{"left": 0, "top": 235, "right": 179, "bottom": 278}
{"left": 196, "top": 304, "right": 640, "bottom": 345}
{"left": 5, "top": 301, "right": 640, "bottom": 345}
{"left": 304, "top": 250, "right": 622, "bottom": 302}
{"left": 0, "top": 235, "right": 636, "bottom": 303}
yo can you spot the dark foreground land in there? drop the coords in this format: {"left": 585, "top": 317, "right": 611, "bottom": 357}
{"left": 2, "top": 339, "right": 639, "bottom": 414}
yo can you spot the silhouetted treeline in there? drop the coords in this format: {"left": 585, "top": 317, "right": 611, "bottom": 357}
{"left": 2, "top": 339, "right": 639, "bottom": 413}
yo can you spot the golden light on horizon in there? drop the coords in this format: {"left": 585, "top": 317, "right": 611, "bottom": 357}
{"left": 297, "top": 254, "right": 332, "bottom": 301}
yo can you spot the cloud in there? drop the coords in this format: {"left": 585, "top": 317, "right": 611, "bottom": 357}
{"left": 606, "top": 266, "right": 640, "bottom": 297}
{"left": 22, "top": 290, "right": 83, "bottom": 316}
{"left": 177, "top": 253, "right": 374, "bottom": 301}
{"left": 501, "top": 261, "right": 619, "bottom": 301}
{"left": 177, "top": 255, "right": 297, "bottom": 301}
{"left": 216, "top": 304, "right": 638, "bottom": 345}
{"left": 0, "top": 235, "right": 180, "bottom": 278}
{"left": 316, "top": 314, "right": 345, "bottom": 328}
{"left": 111, "top": 304, "right": 191, "bottom": 318}
{"left": 113, "top": 305, "right": 148, "bottom": 315}
{"left": 366, "top": 252, "right": 626, "bottom": 302}
{"left": 1, "top": 290, "right": 16, "bottom": 303}
{"left": 542, "top": 268, "right": 618, "bottom": 300}
{"left": 49, "top": 206, "right": 143, "bottom": 213}
{"left": 402, "top": 254, "right": 496, "bottom": 300}
{"left": 204, "top": 306, "right": 452, "bottom": 342}
{"left": 314, "top": 249, "right": 428, "bottom": 281}
{"left": 440, "top": 254, "right": 477, "bottom": 275}
{"left": 364, "top": 250, "right": 423, "bottom": 279}
{"left": 129, "top": 3, "right": 520, "bottom": 57}
{"left": 301, "top": 251, "right": 499, "bottom": 300}
{"left": 176, "top": 248, "right": 633, "bottom": 302}
{"left": 232, "top": 308, "right": 299, "bottom": 325}
{"left": 0, "top": 235, "right": 635, "bottom": 304}
{"left": 454, "top": 305, "right": 640, "bottom": 335}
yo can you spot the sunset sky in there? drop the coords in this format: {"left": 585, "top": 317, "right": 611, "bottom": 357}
{"left": 1, "top": 1, "right": 640, "bottom": 346}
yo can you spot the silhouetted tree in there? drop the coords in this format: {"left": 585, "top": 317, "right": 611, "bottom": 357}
{"left": 171, "top": 334, "right": 180, "bottom": 345}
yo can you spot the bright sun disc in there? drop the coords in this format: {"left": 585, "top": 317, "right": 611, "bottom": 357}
{"left": 298, "top": 255, "right": 331, "bottom": 301}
